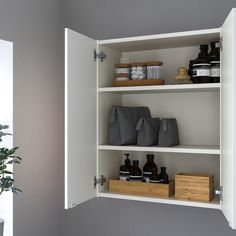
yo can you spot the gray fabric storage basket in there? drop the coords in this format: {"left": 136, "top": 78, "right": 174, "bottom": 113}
{"left": 108, "top": 106, "right": 151, "bottom": 145}
{"left": 136, "top": 117, "right": 161, "bottom": 146}
{"left": 158, "top": 118, "right": 180, "bottom": 147}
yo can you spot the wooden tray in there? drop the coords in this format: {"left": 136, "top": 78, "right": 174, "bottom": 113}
{"left": 113, "top": 79, "right": 165, "bottom": 87}
{"left": 175, "top": 173, "right": 214, "bottom": 202}
{"left": 109, "top": 180, "right": 174, "bottom": 198}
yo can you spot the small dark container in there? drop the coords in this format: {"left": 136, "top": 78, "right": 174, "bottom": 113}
{"left": 143, "top": 154, "right": 158, "bottom": 182}
{"left": 192, "top": 45, "right": 211, "bottom": 83}
{"left": 119, "top": 153, "right": 132, "bottom": 180}
{"left": 149, "top": 171, "right": 161, "bottom": 183}
{"left": 159, "top": 167, "right": 169, "bottom": 184}
{"left": 129, "top": 160, "right": 143, "bottom": 181}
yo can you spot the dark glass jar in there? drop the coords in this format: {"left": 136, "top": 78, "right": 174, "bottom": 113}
{"left": 143, "top": 154, "right": 157, "bottom": 182}
{"left": 188, "top": 60, "right": 194, "bottom": 78}
{"left": 209, "top": 42, "right": 220, "bottom": 83}
{"left": 192, "top": 45, "right": 211, "bottom": 83}
{"left": 119, "top": 153, "right": 131, "bottom": 181}
{"left": 129, "top": 160, "right": 142, "bottom": 181}
{"left": 159, "top": 167, "right": 169, "bottom": 184}
{"left": 149, "top": 171, "right": 161, "bottom": 183}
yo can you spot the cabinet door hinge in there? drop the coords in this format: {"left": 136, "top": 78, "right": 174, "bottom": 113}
{"left": 215, "top": 186, "right": 223, "bottom": 201}
{"left": 219, "top": 37, "right": 223, "bottom": 51}
{"left": 94, "top": 175, "right": 107, "bottom": 188}
{"left": 94, "top": 49, "right": 106, "bottom": 62}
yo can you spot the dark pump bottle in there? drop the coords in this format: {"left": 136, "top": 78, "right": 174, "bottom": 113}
{"left": 119, "top": 153, "right": 131, "bottom": 180}
{"left": 192, "top": 45, "right": 211, "bottom": 83}
{"left": 129, "top": 160, "right": 142, "bottom": 181}
{"left": 143, "top": 154, "right": 158, "bottom": 182}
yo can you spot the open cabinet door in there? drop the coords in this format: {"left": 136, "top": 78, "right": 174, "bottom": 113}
{"left": 65, "top": 29, "right": 97, "bottom": 209}
{"left": 221, "top": 8, "right": 236, "bottom": 229}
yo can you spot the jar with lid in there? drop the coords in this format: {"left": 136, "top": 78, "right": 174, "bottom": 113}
{"left": 192, "top": 45, "right": 211, "bottom": 83}
{"left": 209, "top": 42, "right": 220, "bottom": 83}
{"left": 130, "top": 63, "right": 147, "bottom": 80}
{"left": 115, "top": 64, "right": 131, "bottom": 81}
{"left": 146, "top": 61, "right": 163, "bottom": 80}
{"left": 128, "top": 160, "right": 143, "bottom": 182}
{"left": 143, "top": 154, "right": 158, "bottom": 182}
{"left": 192, "top": 63, "right": 211, "bottom": 83}
{"left": 119, "top": 153, "right": 132, "bottom": 181}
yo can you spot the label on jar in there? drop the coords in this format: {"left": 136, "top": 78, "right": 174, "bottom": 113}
{"left": 192, "top": 63, "right": 211, "bottom": 77}
{"left": 211, "top": 68, "right": 220, "bottom": 77}
{"left": 192, "top": 68, "right": 210, "bottom": 77}
{"left": 143, "top": 171, "right": 152, "bottom": 175}
{"left": 119, "top": 176, "right": 128, "bottom": 181}
{"left": 120, "top": 171, "right": 130, "bottom": 174}
{"left": 210, "top": 61, "right": 220, "bottom": 77}
{"left": 129, "top": 175, "right": 142, "bottom": 178}
{"left": 149, "top": 179, "right": 162, "bottom": 183}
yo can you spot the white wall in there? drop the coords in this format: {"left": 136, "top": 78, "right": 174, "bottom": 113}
{"left": 0, "top": 39, "right": 13, "bottom": 236}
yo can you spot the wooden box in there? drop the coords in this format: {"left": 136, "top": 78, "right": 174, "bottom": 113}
{"left": 109, "top": 180, "right": 175, "bottom": 198}
{"left": 175, "top": 173, "right": 214, "bottom": 202}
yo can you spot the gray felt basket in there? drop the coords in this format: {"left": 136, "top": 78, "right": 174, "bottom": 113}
{"left": 107, "top": 106, "right": 151, "bottom": 145}
{"left": 158, "top": 118, "right": 180, "bottom": 147}
{"left": 136, "top": 117, "right": 161, "bottom": 146}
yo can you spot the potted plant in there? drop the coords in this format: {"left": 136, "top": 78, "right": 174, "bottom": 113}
{"left": 0, "top": 125, "right": 21, "bottom": 236}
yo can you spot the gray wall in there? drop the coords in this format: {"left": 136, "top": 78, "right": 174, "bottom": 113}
{"left": 64, "top": 1, "right": 236, "bottom": 236}
{"left": 64, "top": 0, "right": 236, "bottom": 39}
{"left": 0, "top": 1, "right": 64, "bottom": 236}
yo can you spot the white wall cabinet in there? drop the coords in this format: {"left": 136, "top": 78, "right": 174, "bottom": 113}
{"left": 64, "top": 8, "right": 236, "bottom": 229}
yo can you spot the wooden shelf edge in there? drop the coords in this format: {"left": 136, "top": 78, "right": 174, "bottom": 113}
{"left": 97, "top": 192, "right": 221, "bottom": 210}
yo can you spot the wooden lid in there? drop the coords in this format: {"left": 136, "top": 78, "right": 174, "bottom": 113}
{"left": 116, "top": 73, "right": 130, "bottom": 78}
{"left": 146, "top": 61, "right": 163, "bottom": 66}
{"left": 115, "top": 63, "right": 131, "bottom": 68}
{"left": 130, "top": 62, "right": 147, "bottom": 67}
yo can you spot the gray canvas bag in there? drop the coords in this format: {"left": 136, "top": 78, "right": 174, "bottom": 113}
{"left": 136, "top": 117, "right": 161, "bottom": 146}
{"left": 158, "top": 118, "right": 180, "bottom": 147}
{"left": 108, "top": 106, "right": 151, "bottom": 145}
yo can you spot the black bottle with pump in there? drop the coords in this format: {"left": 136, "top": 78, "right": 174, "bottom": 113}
{"left": 119, "top": 153, "right": 131, "bottom": 180}
{"left": 129, "top": 160, "right": 143, "bottom": 182}
{"left": 143, "top": 154, "right": 158, "bottom": 182}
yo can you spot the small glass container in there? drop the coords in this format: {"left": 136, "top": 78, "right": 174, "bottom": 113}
{"left": 115, "top": 64, "right": 131, "bottom": 81}
{"left": 146, "top": 61, "right": 163, "bottom": 80}
{"left": 115, "top": 64, "right": 131, "bottom": 75}
{"left": 130, "top": 62, "right": 147, "bottom": 80}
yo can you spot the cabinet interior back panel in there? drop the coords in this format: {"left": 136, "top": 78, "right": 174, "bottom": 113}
{"left": 122, "top": 92, "right": 220, "bottom": 146}
{"left": 123, "top": 46, "right": 200, "bottom": 85}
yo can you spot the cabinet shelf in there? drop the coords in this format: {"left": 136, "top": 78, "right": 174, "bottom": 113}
{"left": 98, "top": 145, "right": 220, "bottom": 155}
{"left": 98, "top": 83, "right": 221, "bottom": 94}
{"left": 97, "top": 192, "right": 220, "bottom": 209}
